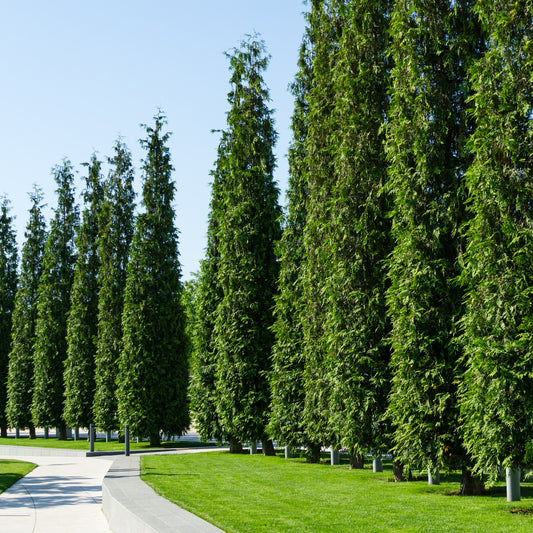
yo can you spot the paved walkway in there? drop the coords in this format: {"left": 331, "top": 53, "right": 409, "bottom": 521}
{"left": 0, "top": 453, "right": 113, "bottom": 532}
{"left": 0, "top": 435, "right": 225, "bottom": 533}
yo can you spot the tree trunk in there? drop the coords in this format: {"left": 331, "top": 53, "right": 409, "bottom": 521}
{"left": 229, "top": 439, "right": 243, "bottom": 454}
{"left": 57, "top": 424, "right": 67, "bottom": 440}
{"left": 29, "top": 424, "right": 36, "bottom": 439}
{"left": 393, "top": 460, "right": 407, "bottom": 482}
{"left": 349, "top": 448, "right": 364, "bottom": 469}
{"left": 306, "top": 443, "right": 321, "bottom": 463}
{"left": 149, "top": 432, "right": 161, "bottom": 447}
{"left": 262, "top": 439, "right": 276, "bottom": 456}
{"left": 461, "top": 467, "right": 484, "bottom": 495}
{"left": 0, "top": 426, "right": 7, "bottom": 438}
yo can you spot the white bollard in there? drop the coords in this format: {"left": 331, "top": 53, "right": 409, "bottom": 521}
{"left": 506, "top": 468, "right": 520, "bottom": 502}
{"left": 428, "top": 468, "right": 440, "bottom": 485}
{"left": 331, "top": 449, "right": 340, "bottom": 465}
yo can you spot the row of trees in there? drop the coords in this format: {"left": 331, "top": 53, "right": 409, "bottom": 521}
{"left": 189, "top": 0, "right": 533, "bottom": 497}
{"left": 1, "top": 114, "right": 188, "bottom": 446}
{"left": 0, "top": 0, "right": 530, "bottom": 499}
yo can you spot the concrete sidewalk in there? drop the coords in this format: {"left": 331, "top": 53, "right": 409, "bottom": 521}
{"left": 0, "top": 454, "right": 113, "bottom": 532}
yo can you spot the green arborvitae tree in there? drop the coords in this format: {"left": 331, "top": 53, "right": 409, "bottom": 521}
{"left": 32, "top": 161, "right": 79, "bottom": 437}
{"left": 268, "top": 30, "right": 313, "bottom": 452}
{"left": 117, "top": 114, "right": 189, "bottom": 446}
{"left": 6, "top": 188, "right": 46, "bottom": 438}
{"left": 385, "top": 0, "right": 475, "bottom": 477}
{"left": 459, "top": 0, "right": 533, "bottom": 481}
{"left": 324, "top": 0, "right": 392, "bottom": 462}
{"left": 63, "top": 155, "right": 103, "bottom": 432}
{"left": 189, "top": 143, "right": 226, "bottom": 443}
{"left": 213, "top": 37, "right": 282, "bottom": 453}
{"left": 300, "top": 0, "right": 343, "bottom": 461}
{"left": 93, "top": 140, "right": 135, "bottom": 434}
{"left": 182, "top": 274, "right": 199, "bottom": 364}
{"left": 0, "top": 199, "right": 18, "bottom": 437}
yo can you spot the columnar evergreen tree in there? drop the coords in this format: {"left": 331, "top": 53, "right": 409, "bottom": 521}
{"left": 300, "top": 0, "right": 343, "bottom": 461}
{"left": 268, "top": 31, "right": 313, "bottom": 452}
{"left": 63, "top": 156, "right": 103, "bottom": 432}
{"left": 189, "top": 142, "right": 225, "bottom": 443}
{"left": 324, "top": 0, "right": 392, "bottom": 461}
{"left": 385, "top": 0, "right": 474, "bottom": 477}
{"left": 32, "top": 161, "right": 79, "bottom": 437}
{"left": 181, "top": 275, "right": 199, "bottom": 364}
{"left": 94, "top": 140, "right": 135, "bottom": 434}
{"left": 459, "top": 0, "right": 533, "bottom": 482}
{"left": 6, "top": 188, "right": 46, "bottom": 438}
{"left": 117, "top": 114, "right": 189, "bottom": 446}
{"left": 212, "top": 37, "right": 282, "bottom": 453}
{"left": 0, "top": 199, "right": 18, "bottom": 437}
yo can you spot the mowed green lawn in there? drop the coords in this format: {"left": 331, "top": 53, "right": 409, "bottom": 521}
{"left": 0, "top": 459, "right": 35, "bottom": 494}
{"left": 141, "top": 452, "right": 533, "bottom": 532}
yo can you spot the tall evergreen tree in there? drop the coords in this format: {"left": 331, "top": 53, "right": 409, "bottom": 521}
{"left": 189, "top": 141, "right": 226, "bottom": 443}
{"left": 6, "top": 188, "right": 46, "bottom": 438}
{"left": 300, "top": 0, "right": 343, "bottom": 460}
{"left": 0, "top": 199, "right": 18, "bottom": 437}
{"left": 32, "top": 161, "right": 79, "bottom": 437}
{"left": 94, "top": 140, "right": 135, "bottom": 434}
{"left": 268, "top": 30, "right": 313, "bottom": 452}
{"left": 117, "top": 114, "right": 189, "bottom": 446}
{"left": 181, "top": 274, "right": 199, "bottom": 364}
{"left": 212, "top": 37, "right": 282, "bottom": 452}
{"left": 324, "top": 0, "right": 392, "bottom": 461}
{"left": 385, "top": 0, "right": 474, "bottom": 477}
{"left": 63, "top": 155, "right": 103, "bottom": 432}
{"left": 459, "top": 0, "right": 533, "bottom": 481}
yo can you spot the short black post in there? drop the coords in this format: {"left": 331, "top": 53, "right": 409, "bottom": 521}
{"left": 89, "top": 424, "right": 95, "bottom": 453}
{"left": 125, "top": 425, "right": 130, "bottom": 456}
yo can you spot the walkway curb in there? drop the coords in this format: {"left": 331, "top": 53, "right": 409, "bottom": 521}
{"left": 102, "top": 455, "right": 224, "bottom": 533}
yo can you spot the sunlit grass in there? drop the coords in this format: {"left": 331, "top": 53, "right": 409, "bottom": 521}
{"left": 141, "top": 451, "right": 533, "bottom": 532}
{"left": 0, "top": 459, "right": 35, "bottom": 494}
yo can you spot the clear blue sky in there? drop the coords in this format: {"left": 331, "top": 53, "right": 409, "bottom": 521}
{"left": 1, "top": 1, "right": 308, "bottom": 280}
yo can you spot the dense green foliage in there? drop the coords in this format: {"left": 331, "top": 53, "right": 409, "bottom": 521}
{"left": 6, "top": 189, "right": 46, "bottom": 433}
{"left": 93, "top": 140, "right": 135, "bottom": 433}
{"left": 190, "top": 156, "right": 225, "bottom": 442}
{"left": 32, "top": 161, "right": 79, "bottom": 433}
{"left": 324, "top": 0, "right": 392, "bottom": 458}
{"left": 2, "top": 0, "right": 532, "bottom": 497}
{"left": 268, "top": 34, "right": 313, "bottom": 450}
{"left": 63, "top": 156, "right": 103, "bottom": 429}
{"left": 459, "top": 0, "right": 533, "bottom": 477}
{"left": 384, "top": 0, "right": 474, "bottom": 473}
{"left": 0, "top": 200, "right": 18, "bottom": 435}
{"left": 300, "top": 0, "right": 343, "bottom": 452}
{"left": 210, "top": 37, "right": 281, "bottom": 448}
{"left": 117, "top": 114, "right": 189, "bottom": 446}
